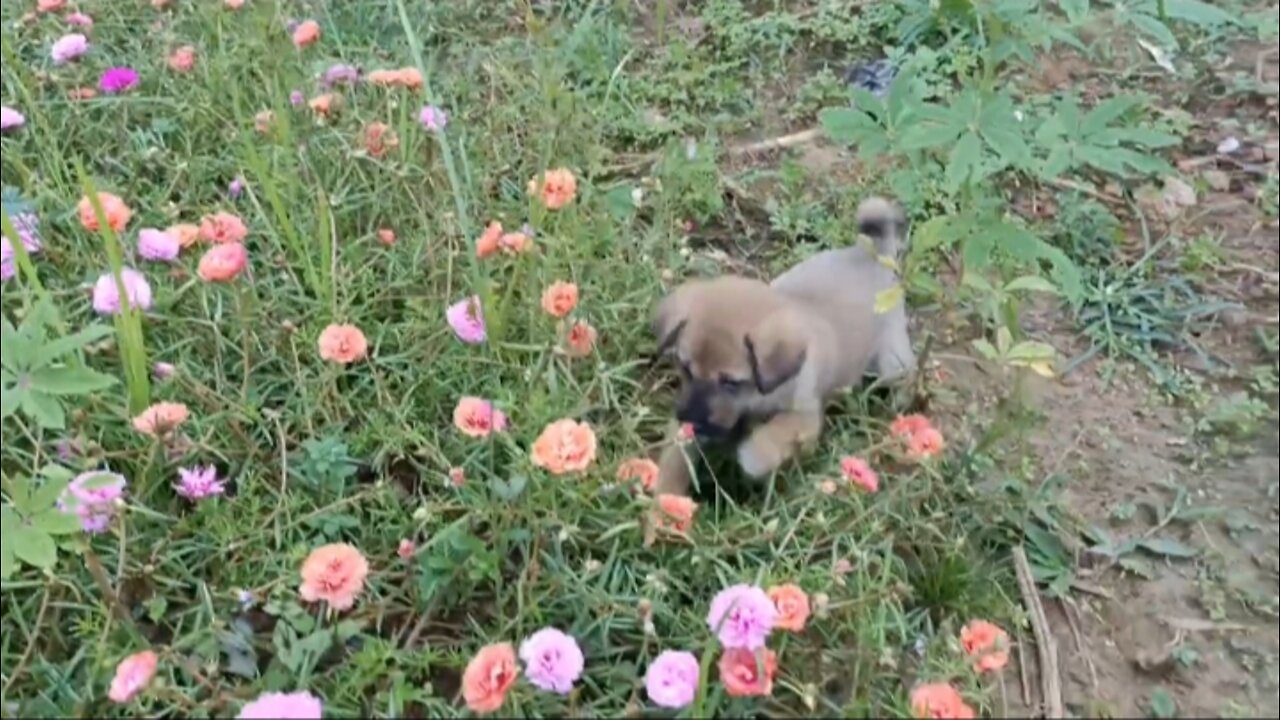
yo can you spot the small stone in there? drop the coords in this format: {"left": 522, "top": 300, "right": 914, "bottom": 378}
{"left": 1203, "top": 169, "right": 1231, "bottom": 192}
{"left": 1216, "top": 136, "right": 1241, "bottom": 154}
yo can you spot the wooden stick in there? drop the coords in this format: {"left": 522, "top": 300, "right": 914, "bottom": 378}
{"left": 728, "top": 127, "right": 823, "bottom": 157}
{"left": 1014, "top": 546, "right": 1065, "bottom": 719}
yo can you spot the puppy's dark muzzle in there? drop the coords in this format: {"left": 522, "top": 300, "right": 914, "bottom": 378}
{"left": 676, "top": 387, "right": 724, "bottom": 440}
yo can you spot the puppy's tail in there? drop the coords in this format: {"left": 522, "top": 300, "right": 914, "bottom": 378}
{"left": 856, "top": 196, "right": 907, "bottom": 259}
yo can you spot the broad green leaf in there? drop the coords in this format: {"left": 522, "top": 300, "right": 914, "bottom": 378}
{"left": 996, "top": 327, "right": 1014, "bottom": 355}
{"left": 819, "top": 108, "right": 875, "bottom": 145}
{"left": 28, "top": 475, "right": 71, "bottom": 512}
{"left": 0, "top": 383, "right": 21, "bottom": 420}
{"left": 21, "top": 391, "right": 66, "bottom": 430}
{"left": 961, "top": 232, "right": 997, "bottom": 273}
{"left": 945, "top": 133, "right": 984, "bottom": 191}
{"left": 1108, "top": 128, "right": 1181, "bottom": 148}
{"left": 0, "top": 316, "right": 17, "bottom": 370}
{"left": 1081, "top": 96, "right": 1141, "bottom": 136}
{"left": 982, "top": 124, "right": 1034, "bottom": 169}
{"left": 1005, "top": 276, "right": 1059, "bottom": 294}
{"left": 874, "top": 285, "right": 905, "bottom": 315}
{"left": 33, "top": 508, "right": 83, "bottom": 536}
{"left": 1060, "top": 0, "right": 1090, "bottom": 24}
{"left": 6, "top": 478, "right": 32, "bottom": 515}
{"left": 295, "top": 629, "right": 335, "bottom": 657}
{"left": 910, "top": 216, "right": 956, "bottom": 254}
{"left": 972, "top": 339, "right": 999, "bottom": 360}
{"left": 1164, "top": 0, "right": 1238, "bottom": 26}
{"left": 1130, "top": 12, "right": 1178, "bottom": 48}
{"left": 11, "top": 526, "right": 58, "bottom": 569}
{"left": 39, "top": 464, "right": 76, "bottom": 483}
{"left": 1040, "top": 145, "right": 1074, "bottom": 180}
{"left": 1138, "top": 537, "right": 1198, "bottom": 559}
{"left": 603, "top": 185, "right": 637, "bottom": 221}
{"left": 849, "top": 88, "right": 885, "bottom": 120}
{"left": 1006, "top": 341, "right": 1058, "bottom": 363}
{"left": 1149, "top": 688, "right": 1179, "bottom": 719}
{"left": 30, "top": 366, "right": 117, "bottom": 395}
{"left": 0, "top": 539, "right": 13, "bottom": 580}
{"left": 29, "top": 324, "right": 114, "bottom": 369}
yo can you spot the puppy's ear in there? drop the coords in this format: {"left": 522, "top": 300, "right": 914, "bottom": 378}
{"left": 653, "top": 284, "right": 695, "bottom": 355}
{"left": 743, "top": 312, "right": 807, "bottom": 394}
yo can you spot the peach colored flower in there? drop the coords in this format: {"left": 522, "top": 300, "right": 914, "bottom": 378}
{"left": 78, "top": 192, "right": 132, "bottom": 233}
{"left": 961, "top": 620, "right": 1010, "bottom": 674}
{"left": 540, "top": 281, "right": 579, "bottom": 318}
{"left": 911, "top": 684, "right": 975, "bottom": 720}
{"left": 363, "top": 122, "right": 398, "bottom": 158}
{"left": 453, "top": 397, "right": 509, "bottom": 438}
{"left": 308, "top": 93, "right": 338, "bottom": 117}
{"left": 907, "top": 428, "right": 945, "bottom": 460}
{"left": 397, "top": 539, "right": 415, "bottom": 560}
{"left": 498, "top": 231, "right": 532, "bottom": 254}
{"left": 396, "top": 67, "right": 423, "bottom": 89}
{"left": 767, "top": 584, "right": 810, "bottom": 632}
{"left": 475, "top": 221, "right": 502, "bottom": 259}
{"left": 225, "top": 0, "right": 245, "bottom": 8}
{"left": 528, "top": 168, "right": 577, "bottom": 210}
{"left": 818, "top": 479, "right": 839, "bottom": 495}
{"left": 292, "top": 20, "right": 321, "bottom": 48}
{"left": 655, "top": 493, "right": 697, "bottom": 534}
{"left": 564, "top": 321, "right": 597, "bottom": 358}
{"left": 167, "top": 45, "right": 196, "bottom": 73}
{"left": 890, "top": 414, "right": 933, "bottom": 440}
{"left": 376, "top": 228, "right": 396, "bottom": 246}
{"left": 617, "top": 457, "right": 659, "bottom": 493}
{"left": 151, "top": 0, "right": 170, "bottom": 7}
{"left": 199, "top": 212, "right": 248, "bottom": 244}
{"left": 462, "top": 642, "right": 519, "bottom": 714}
{"left": 38, "top": 0, "right": 67, "bottom": 13}
{"left": 367, "top": 69, "right": 401, "bottom": 86}
{"left": 318, "top": 324, "right": 368, "bottom": 365}
{"left": 718, "top": 647, "right": 777, "bottom": 698}
{"left": 132, "top": 402, "right": 189, "bottom": 436}
{"left": 107, "top": 650, "right": 158, "bottom": 704}
{"left": 448, "top": 467, "right": 466, "bottom": 488}
{"left": 840, "top": 456, "right": 880, "bottom": 493}
{"left": 530, "top": 419, "right": 597, "bottom": 475}
{"left": 298, "top": 543, "right": 369, "bottom": 611}
{"left": 197, "top": 242, "right": 248, "bottom": 282}
{"left": 68, "top": 86, "right": 98, "bottom": 101}
{"left": 254, "top": 110, "right": 275, "bottom": 134}
{"left": 168, "top": 223, "right": 201, "bottom": 249}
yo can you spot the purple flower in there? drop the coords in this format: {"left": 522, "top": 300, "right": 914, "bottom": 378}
{"left": 228, "top": 177, "right": 245, "bottom": 199}
{"left": 322, "top": 63, "right": 360, "bottom": 87}
{"left": 51, "top": 34, "right": 89, "bottom": 65}
{"left": 518, "top": 627, "right": 584, "bottom": 694}
{"left": 237, "top": 691, "right": 323, "bottom": 720}
{"left": 418, "top": 105, "right": 447, "bottom": 132}
{"left": 99, "top": 67, "right": 140, "bottom": 94}
{"left": 9, "top": 213, "right": 42, "bottom": 252}
{"left": 152, "top": 362, "right": 177, "bottom": 381}
{"left": 92, "top": 268, "right": 153, "bottom": 315}
{"left": 137, "top": 228, "right": 180, "bottom": 262}
{"left": 1, "top": 239, "right": 14, "bottom": 283}
{"left": 58, "top": 471, "right": 127, "bottom": 534}
{"left": 66, "top": 12, "right": 93, "bottom": 28}
{"left": 645, "top": 650, "right": 700, "bottom": 709}
{"left": 446, "top": 295, "right": 487, "bottom": 344}
{"left": 706, "top": 584, "right": 777, "bottom": 650}
{"left": 1, "top": 106, "right": 24, "bottom": 132}
{"left": 175, "top": 465, "right": 226, "bottom": 501}
{"left": 289, "top": 90, "right": 305, "bottom": 107}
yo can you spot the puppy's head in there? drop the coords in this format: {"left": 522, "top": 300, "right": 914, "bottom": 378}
{"left": 654, "top": 276, "right": 807, "bottom": 439}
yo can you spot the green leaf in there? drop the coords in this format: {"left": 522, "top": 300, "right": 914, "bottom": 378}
{"left": 295, "top": 628, "right": 334, "bottom": 657}
{"left": 982, "top": 123, "right": 1033, "bottom": 170}
{"left": 1130, "top": 13, "right": 1178, "bottom": 47}
{"left": 945, "top": 133, "right": 984, "bottom": 191}
{"left": 961, "top": 232, "right": 997, "bottom": 273}
{"left": 33, "top": 509, "right": 83, "bottom": 536}
{"left": 1006, "top": 341, "right": 1058, "bottom": 363}
{"left": 1149, "top": 688, "right": 1179, "bottom": 719}
{"left": 29, "top": 366, "right": 117, "bottom": 396}
{"left": 972, "top": 339, "right": 999, "bottom": 360}
{"left": 0, "top": 539, "right": 14, "bottom": 580}
{"left": 1, "top": 316, "right": 18, "bottom": 370}
{"left": 819, "top": 108, "right": 875, "bottom": 145}
{"left": 29, "top": 324, "right": 114, "bottom": 369}
{"left": 1005, "top": 276, "right": 1060, "bottom": 294}
{"left": 11, "top": 526, "right": 58, "bottom": 569}
{"left": 1060, "top": 0, "right": 1090, "bottom": 23}
{"left": 910, "top": 216, "right": 956, "bottom": 254}
{"left": 28, "top": 475, "right": 71, "bottom": 513}
{"left": 0, "top": 383, "right": 21, "bottom": 421}
{"left": 1138, "top": 537, "right": 1198, "bottom": 559}
{"left": 20, "top": 391, "right": 66, "bottom": 430}
{"left": 1081, "top": 96, "right": 1141, "bottom": 136}
{"left": 1164, "top": 0, "right": 1238, "bottom": 26}
{"left": 1109, "top": 128, "right": 1181, "bottom": 148}
{"left": 603, "top": 185, "right": 637, "bottom": 222}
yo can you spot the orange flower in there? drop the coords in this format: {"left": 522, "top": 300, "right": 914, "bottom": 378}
{"left": 617, "top": 457, "right": 659, "bottom": 493}
{"left": 530, "top": 419, "right": 597, "bottom": 475}
{"left": 960, "top": 620, "right": 1009, "bottom": 674}
{"left": 540, "top": 281, "right": 579, "bottom": 318}
{"left": 367, "top": 69, "right": 401, "bottom": 87}
{"left": 254, "top": 110, "right": 275, "bottom": 134}
{"left": 462, "top": 642, "right": 519, "bottom": 714}
{"left": 292, "top": 19, "right": 321, "bottom": 48}
{"left": 363, "top": 122, "right": 399, "bottom": 158}
{"left": 528, "top": 168, "right": 578, "bottom": 210}
{"left": 308, "top": 93, "right": 338, "bottom": 117}
{"left": 767, "top": 584, "right": 811, "bottom": 632}
{"left": 132, "top": 402, "right": 189, "bottom": 436}
{"left": 78, "top": 192, "right": 133, "bottom": 234}
{"left": 655, "top": 493, "right": 697, "bottom": 533}
{"left": 498, "top": 231, "right": 532, "bottom": 254}
{"left": 167, "top": 45, "right": 196, "bottom": 73}
{"left": 318, "top": 324, "right": 368, "bottom": 365}
{"left": 565, "top": 321, "right": 597, "bottom": 358}
{"left": 890, "top": 414, "right": 933, "bottom": 440}
{"left": 719, "top": 648, "right": 777, "bottom": 698}
{"left": 38, "top": 0, "right": 67, "bottom": 13}
{"left": 197, "top": 242, "right": 248, "bottom": 282}
{"left": 225, "top": 0, "right": 245, "bottom": 8}
{"left": 475, "top": 221, "right": 503, "bottom": 259}
{"left": 168, "top": 223, "right": 201, "bottom": 249}
{"left": 910, "top": 684, "right": 975, "bottom": 720}
{"left": 68, "top": 86, "right": 98, "bottom": 101}
{"left": 298, "top": 543, "right": 369, "bottom": 611}
{"left": 396, "top": 67, "right": 423, "bottom": 89}
{"left": 453, "top": 397, "right": 509, "bottom": 438}
{"left": 198, "top": 212, "right": 248, "bottom": 244}
{"left": 376, "top": 228, "right": 397, "bottom": 246}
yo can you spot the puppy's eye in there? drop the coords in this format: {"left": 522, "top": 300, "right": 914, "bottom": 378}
{"left": 678, "top": 360, "right": 693, "bottom": 378}
{"left": 719, "top": 376, "right": 747, "bottom": 392}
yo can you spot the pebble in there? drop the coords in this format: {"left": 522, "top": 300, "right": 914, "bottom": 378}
{"left": 1217, "top": 136, "right": 1241, "bottom": 154}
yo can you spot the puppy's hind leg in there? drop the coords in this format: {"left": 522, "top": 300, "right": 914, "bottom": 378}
{"left": 736, "top": 411, "right": 823, "bottom": 479}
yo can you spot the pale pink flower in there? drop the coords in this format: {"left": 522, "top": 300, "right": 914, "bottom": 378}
{"left": 418, "top": 105, "right": 447, "bottom": 131}
{"left": 66, "top": 12, "right": 93, "bottom": 27}
{"left": 92, "top": 268, "right": 152, "bottom": 315}
{"left": 51, "top": 34, "right": 89, "bottom": 65}
{"left": 237, "top": 691, "right": 324, "bottom": 719}
{"left": 0, "top": 106, "right": 24, "bottom": 132}
{"left": 707, "top": 584, "right": 777, "bottom": 650}
{"left": 645, "top": 650, "right": 699, "bottom": 709}
{"left": 107, "top": 650, "right": 158, "bottom": 704}
{"left": 518, "top": 628, "right": 584, "bottom": 695}
{"left": 175, "top": 466, "right": 225, "bottom": 501}
{"left": 397, "top": 539, "right": 415, "bottom": 559}
{"left": 137, "top": 228, "right": 180, "bottom": 262}
{"left": 840, "top": 456, "right": 880, "bottom": 493}
{"left": 57, "top": 471, "right": 126, "bottom": 534}
{"left": 446, "top": 296, "right": 487, "bottom": 344}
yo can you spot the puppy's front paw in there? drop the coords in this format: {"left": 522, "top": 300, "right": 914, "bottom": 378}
{"left": 737, "top": 432, "right": 785, "bottom": 479}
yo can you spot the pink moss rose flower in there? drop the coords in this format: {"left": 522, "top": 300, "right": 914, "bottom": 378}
{"left": 707, "top": 584, "right": 777, "bottom": 650}
{"left": 107, "top": 650, "right": 158, "bottom": 704}
{"left": 137, "top": 228, "right": 180, "bottom": 262}
{"left": 418, "top": 105, "right": 447, "bottom": 131}
{"left": 99, "top": 67, "right": 140, "bottom": 94}
{"left": 1, "top": 106, "right": 24, "bottom": 132}
{"left": 645, "top": 650, "right": 699, "bottom": 709}
{"left": 92, "top": 268, "right": 152, "bottom": 315}
{"left": 446, "top": 295, "right": 487, "bottom": 344}
{"left": 175, "top": 465, "right": 226, "bottom": 501}
{"left": 58, "top": 471, "right": 126, "bottom": 534}
{"left": 237, "top": 691, "right": 324, "bottom": 719}
{"left": 518, "top": 627, "right": 584, "bottom": 695}
{"left": 51, "top": 34, "right": 89, "bottom": 65}
{"left": 840, "top": 456, "right": 880, "bottom": 493}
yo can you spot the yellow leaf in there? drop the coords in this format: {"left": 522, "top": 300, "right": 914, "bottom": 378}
{"left": 874, "top": 285, "right": 904, "bottom": 315}
{"left": 1028, "top": 361, "right": 1056, "bottom": 378}
{"left": 876, "top": 253, "right": 900, "bottom": 272}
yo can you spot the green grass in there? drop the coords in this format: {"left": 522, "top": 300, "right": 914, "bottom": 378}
{"left": 8, "top": 0, "right": 1271, "bottom": 717}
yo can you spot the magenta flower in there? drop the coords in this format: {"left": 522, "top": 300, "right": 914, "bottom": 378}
{"left": 707, "top": 584, "right": 777, "bottom": 650}
{"left": 99, "top": 67, "right": 140, "bottom": 94}
{"left": 137, "top": 228, "right": 180, "bottom": 262}
{"left": 237, "top": 691, "right": 323, "bottom": 720}
{"left": 228, "top": 177, "right": 245, "bottom": 199}
{"left": 418, "top": 105, "right": 447, "bottom": 132}
{"left": 289, "top": 90, "right": 305, "bottom": 107}
{"left": 518, "top": 627, "right": 584, "bottom": 694}
{"left": 1, "top": 239, "right": 14, "bottom": 283}
{"left": 175, "top": 466, "right": 226, "bottom": 501}
{"left": 152, "top": 362, "right": 177, "bottom": 381}
{"left": 445, "top": 295, "right": 487, "bottom": 344}
{"left": 645, "top": 650, "right": 700, "bottom": 709}
{"left": 92, "top": 268, "right": 152, "bottom": 315}
{"left": 51, "top": 34, "right": 89, "bottom": 65}
{"left": 57, "top": 471, "right": 127, "bottom": 534}
{"left": 1, "top": 106, "right": 24, "bottom": 132}
{"left": 322, "top": 63, "right": 360, "bottom": 87}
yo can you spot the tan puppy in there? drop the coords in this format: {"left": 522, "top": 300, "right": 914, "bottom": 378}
{"left": 652, "top": 197, "right": 914, "bottom": 495}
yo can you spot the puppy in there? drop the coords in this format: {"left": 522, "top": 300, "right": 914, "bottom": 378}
{"left": 652, "top": 197, "right": 915, "bottom": 496}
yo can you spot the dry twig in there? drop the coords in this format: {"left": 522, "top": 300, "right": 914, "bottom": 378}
{"left": 728, "top": 127, "right": 824, "bottom": 157}
{"left": 1014, "top": 546, "right": 1065, "bottom": 719}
